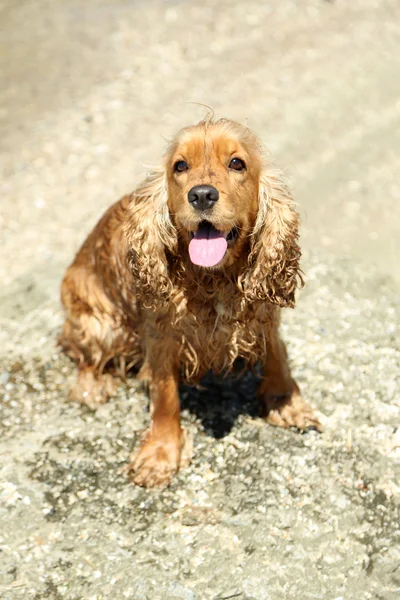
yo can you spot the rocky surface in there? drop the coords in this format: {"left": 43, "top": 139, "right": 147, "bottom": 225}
{"left": 1, "top": 1, "right": 399, "bottom": 599}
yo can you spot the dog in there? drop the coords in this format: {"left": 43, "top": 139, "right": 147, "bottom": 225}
{"left": 60, "top": 117, "right": 321, "bottom": 488}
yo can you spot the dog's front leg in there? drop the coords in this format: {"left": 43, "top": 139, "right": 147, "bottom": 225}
{"left": 258, "top": 327, "right": 322, "bottom": 432}
{"left": 129, "top": 345, "right": 190, "bottom": 488}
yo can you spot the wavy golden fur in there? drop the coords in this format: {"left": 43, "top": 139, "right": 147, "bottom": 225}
{"left": 60, "top": 118, "right": 320, "bottom": 488}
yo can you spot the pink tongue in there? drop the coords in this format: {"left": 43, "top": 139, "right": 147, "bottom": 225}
{"left": 189, "top": 224, "right": 228, "bottom": 267}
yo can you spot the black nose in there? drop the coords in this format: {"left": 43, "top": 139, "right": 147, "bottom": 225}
{"left": 187, "top": 185, "right": 219, "bottom": 211}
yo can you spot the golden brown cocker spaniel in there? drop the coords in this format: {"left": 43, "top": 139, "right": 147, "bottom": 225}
{"left": 60, "top": 118, "right": 321, "bottom": 488}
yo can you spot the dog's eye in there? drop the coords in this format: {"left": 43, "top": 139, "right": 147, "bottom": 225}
{"left": 229, "top": 157, "right": 246, "bottom": 171}
{"left": 174, "top": 160, "right": 189, "bottom": 173}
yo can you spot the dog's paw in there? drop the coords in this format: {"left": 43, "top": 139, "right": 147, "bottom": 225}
{"left": 69, "top": 370, "right": 117, "bottom": 409}
{"left": 127, "top": 429, "right": 192, "bottom": 488}
{"left": 129, "top": 438, "right": 180, "bottom": 489}
{"left": 262, "top": 391, "right": 322, "bottom": 432}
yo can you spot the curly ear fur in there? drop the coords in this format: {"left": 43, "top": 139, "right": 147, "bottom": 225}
{"left": 125, "top": 167, "right": 177, "bottom": 307}
{"left": 240, "top": 168, "right": 303, "bottom": 307}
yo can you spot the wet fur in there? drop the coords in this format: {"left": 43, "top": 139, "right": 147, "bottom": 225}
{"left": 60, "top": 117, "right": 319, "bottom": 488}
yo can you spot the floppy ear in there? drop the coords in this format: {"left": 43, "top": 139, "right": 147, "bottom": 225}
{"left": 125, "top": 167, "right": 177, "bottom": 307}
{"left": 240, "top": 168, "right": 303, "bottom": 307}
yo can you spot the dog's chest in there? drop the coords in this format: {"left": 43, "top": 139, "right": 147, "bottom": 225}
{"left": 174, "top": 295, "right": 272, "bottom": 377}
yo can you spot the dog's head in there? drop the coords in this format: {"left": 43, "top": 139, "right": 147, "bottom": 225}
{"left": 166, "top": 120, "right": 261, "bottom": 269}
{"left": 127, "top": 118, "right": 302, "bottom": 306}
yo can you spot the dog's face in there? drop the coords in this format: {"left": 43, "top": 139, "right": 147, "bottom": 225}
{"left": 129, "top": 117, "right": 301, "bottom": 306}
{"left": 166, "top": 121, "right": 262, "bottom": 268}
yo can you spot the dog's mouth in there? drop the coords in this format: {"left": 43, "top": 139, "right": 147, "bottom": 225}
{"left": 188, "top": 220, "right": 239, "bottom": 267}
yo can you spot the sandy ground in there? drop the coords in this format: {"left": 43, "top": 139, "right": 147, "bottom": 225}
{"left": 1, "top": 0, "right": 400, "bottom": 598}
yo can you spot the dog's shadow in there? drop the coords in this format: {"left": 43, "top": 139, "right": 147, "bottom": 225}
{"left": 179, "top": 363, "right": 261, "bottom": 439}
